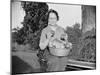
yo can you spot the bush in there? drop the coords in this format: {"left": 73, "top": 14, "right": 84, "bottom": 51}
{"left": 66, "top": 23, "right": 82, "bottom": 58}
{"left": 66, "top": 23, "right": 96, "bottom": 62}
{"left": 77, "top": 28, "right": 96, "bottom": 62}
{"left": 12, "top": 2, "right": 49, "bottom": 50}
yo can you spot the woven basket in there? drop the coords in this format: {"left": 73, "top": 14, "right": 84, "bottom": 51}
{"left": 49, "top": 48, "right": 70, "bottom": 56}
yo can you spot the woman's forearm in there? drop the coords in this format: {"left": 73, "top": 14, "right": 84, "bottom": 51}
{"left": 39, "top": 39, "right": 50, "bottom": 50}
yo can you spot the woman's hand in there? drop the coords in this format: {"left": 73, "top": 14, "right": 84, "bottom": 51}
{"left": 47, "top": 30, "right": 55, "bottom": 40}
{"left": 65, "top": 42, "right": 72, "bottom": 49}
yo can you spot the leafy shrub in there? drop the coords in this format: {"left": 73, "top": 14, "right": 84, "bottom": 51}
{"left": 66, "top": 23, "right": 96, "bottom": 62}
{"left": 66, "top": 23, "right": 82, "bottom": 58}
{"left": 12, "top": 2, "right": 48, "bottom": 50}
{"left": 77, "top": 28, "right": 96, "bottom": 62}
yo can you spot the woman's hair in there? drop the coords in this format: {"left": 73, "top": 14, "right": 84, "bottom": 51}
{"left": 47, "top": 9, "right": 59, "bottom": 21}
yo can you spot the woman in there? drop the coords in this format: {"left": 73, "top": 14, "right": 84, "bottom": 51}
{"left": 39, "top": 9, "right": 72, "bottom": 72}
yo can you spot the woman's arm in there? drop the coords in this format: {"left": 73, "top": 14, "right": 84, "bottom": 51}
{"left": 39, "top": 29, "right": 50, "bottom": 50}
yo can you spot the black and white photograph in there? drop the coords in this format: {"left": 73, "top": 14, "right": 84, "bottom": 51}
{"left": 11, "top": 0, "right": 96, "bottom": 74}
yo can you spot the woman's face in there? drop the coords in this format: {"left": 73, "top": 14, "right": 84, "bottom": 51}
{"left": 48, "top": 12, "right": 58, "bottom": 26}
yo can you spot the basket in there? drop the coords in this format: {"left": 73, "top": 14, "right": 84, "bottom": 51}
{"left": 49, "top": 48, "right": 70, "bottom": 56}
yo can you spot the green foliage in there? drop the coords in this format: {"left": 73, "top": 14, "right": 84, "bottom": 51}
{"left": 21, "top": 1, "right": 48, "bottom": 32}
{"left": 77, "top": 28, "right": 96, "bottom": 62}
{"left": 66, "top": 24, "right": 96, "bottom": 62}
{"left": 66, "top": 23, "right": 82, "bottom": 58}
{"left": 12, "top": 2, "right": 48, "bottom": 48}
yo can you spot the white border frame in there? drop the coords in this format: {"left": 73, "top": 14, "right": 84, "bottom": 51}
{"left": 0, "top": 0, "right": 99, "bottom": 75}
